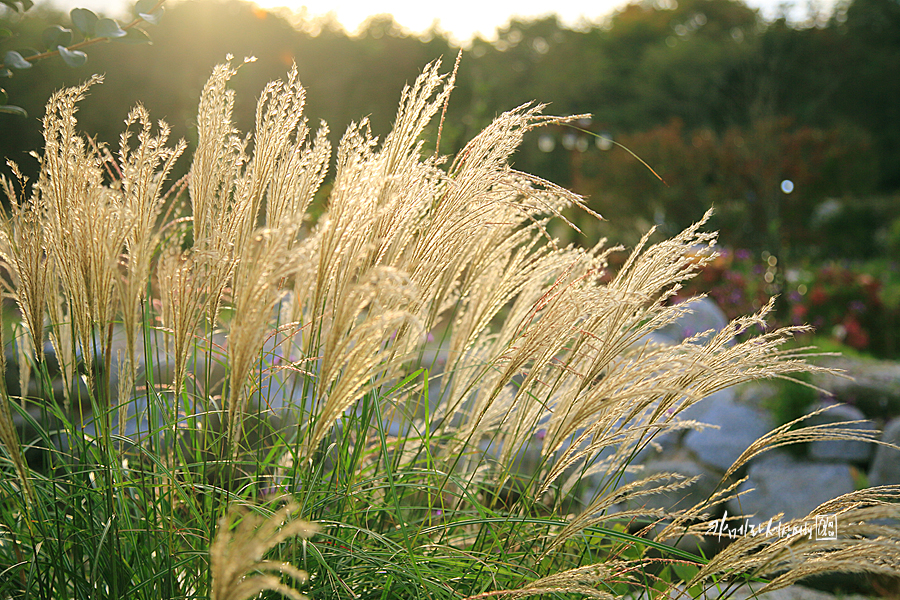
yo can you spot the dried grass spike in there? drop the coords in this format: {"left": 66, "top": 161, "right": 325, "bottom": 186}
{"left": 210, "top": 501, "right": 319, "bottom": 600}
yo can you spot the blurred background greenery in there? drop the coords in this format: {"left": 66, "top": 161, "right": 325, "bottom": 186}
{"left": 2, "top": 0, "right": 899, "bottom": 356}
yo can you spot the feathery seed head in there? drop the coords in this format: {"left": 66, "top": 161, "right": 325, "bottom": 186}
{"left": 210, "top": 501, "right": 318, "bottom": 600}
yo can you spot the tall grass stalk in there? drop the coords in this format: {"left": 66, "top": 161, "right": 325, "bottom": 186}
{"left": 0, "top": 57, "right": 898, "bottom": 599}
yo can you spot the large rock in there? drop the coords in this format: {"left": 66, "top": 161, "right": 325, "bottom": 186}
{"left": 631, "top": 387, "right": 738, "bottom": 466}
{"left": 684, "top": 395, "right": 774, "bottom": 472}
{"left": 624, "top": 449, "right": 722, "bottom": 514}
{"left": 728, "top": 584, "right": 873, "bottom": 600}
{"left": 728, "top": 453, "right": 855, "bottom": 523}
{"left": 628, "top": 583, "right": 873, "bottom": 600}
{"left": 811, "top": 356, "right": 900, "bottom": 419}
{"left": 657, "top": 297, "right": 729, "bottom": 344}
{"left": 805, "top": 402, "right": 876, "bottom": 464}
{"left": 869, "top": 417, "right": 900, "bottom": 486}
{"left": 675, "top": 387, "right": 737, "bottom": 427}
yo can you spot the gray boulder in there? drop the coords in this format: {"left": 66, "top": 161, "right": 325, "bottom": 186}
{"left": 728, "top": 453, "right": 855, "bottom": 523}
{"left": 733, "top": 381, "right": 780, "bottom": 412}
{"left": 676, "top": 387, "right": 737, "bottom": 428}
{"left": 624, "top": 449, "right": 722, "bottom": 514}
{"left": 684, "top": 395, "right": 774, "bottom": 472}
{"left": 728, "top": 584, "right": 873, "bottom": 600}
{"left": 627, "top": 583, "right": 872, "bottom": 600}
{"left": 869, "top": 417, "right": 900, "bottom": 486}
{"left": 806, "top": 402, "right": 876, "bottom": 464}
{"left": 657, "top": 297, "right": 729, "bottom": 344}
{"left": 811, "top": 356, "right": 900, "bottom": 419}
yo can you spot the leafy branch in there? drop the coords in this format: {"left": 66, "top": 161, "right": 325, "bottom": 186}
{"left": 0, "top": 0, "right": 165, "bottom": 116}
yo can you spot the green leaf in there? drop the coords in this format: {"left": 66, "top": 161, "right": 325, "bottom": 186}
{"left": 71, "top": 8, "right": 98, "bottom": 36}
{"left": 3, "top": 51, "right": 31, "bottom": 69}
{"left": 95, "top": 18, "right": 127, "bottom": 38}
{"left": 0, "top": 105, "right": 28, "bottom": 117}
{"left": 673, "top": 563, "right": 700, "bottom": 583}
{"left": 0, "top": 28, "right": 12, "bottom": 41}
{"left": 138, "top": 8, "right": 163, "bottom": 25}
{"left": 116, "top": 27, "right": 152, "bottom": 44}
{"left": 688, "top": 584, "right": 705, "bottom": 598}
{"left": 1, "top": 0, "right": 33, "bottom": 12}
{"left": 652, "top": 578, "right": 670, "bottom": 595}
{"left": 133, "top": 0, "right": 156, "bottom": 14}
{"left": 57, "top": 45, "right": 87, "bottom": 68}
{"left": 42, "top": 25, "right": 73, "bottom": 50}
{"left": 134, "top": 0, "right": 163, "bottom": 25}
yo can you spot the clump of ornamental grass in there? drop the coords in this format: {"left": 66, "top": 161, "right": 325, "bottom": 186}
{"left": 0, "top": 55, "right": 898, "bottom": 600}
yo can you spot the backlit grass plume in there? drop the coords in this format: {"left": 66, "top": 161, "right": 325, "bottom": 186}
{"left": 0, "top": 56, "right": 897, "bottom": 600}
{"left": 210, "top": 502, "right": 318, "bottom": 600}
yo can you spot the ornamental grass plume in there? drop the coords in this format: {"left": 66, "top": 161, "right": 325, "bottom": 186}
{"left": 36, "top": 76, "right": 129, "bottom": 393}
{"left": 0, "top": 55, "right": 898, "bottom": 600}
{"left": 210, "top": 502, "right": 318, "bottom": 600}
{"left": 0, "top": 296, "right": 33, "bottom": 505}
{"left": 117, "top": 103, "right": 186, "bottom": 407}
{"left": 0, "top": 163, "right": 50, "bottom": 365}
{"left": 462, "top": 562, "right": 641, "bottom": 599}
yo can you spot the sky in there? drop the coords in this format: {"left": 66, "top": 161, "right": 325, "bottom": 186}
{"left": 42, "top": 0, "right": 836, "bottom": 43}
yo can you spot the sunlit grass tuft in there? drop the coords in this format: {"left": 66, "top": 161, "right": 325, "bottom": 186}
{"left": 0, "top": 56, "right": 897, "bottom": 599}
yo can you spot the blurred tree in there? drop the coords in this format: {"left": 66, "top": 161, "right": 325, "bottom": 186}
{"left": 578, "top": 117, "right": 879, "bottom": 255}
{"left": 581, "top": 0, "right": 761, "bottom": 130}
{"left": 830, "top": 0, "right": 900, "bottom": 189}
{"left": 745, "top": 0, "right": 900, "bottom": 189}
{"left": 0, "top": 0, "right": 895, "bottom": 260}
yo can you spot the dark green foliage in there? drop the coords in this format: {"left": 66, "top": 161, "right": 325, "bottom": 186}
{"left": 0, "top": 0, "right": 163, "bottom": 116}
{"left": 70, "top": 7, "right": 98, "bottom": 36}
{"left": 3, "top": 49, "right": 30, "bottom": 69}
{"left": 58, "top": 44, "right": 87, "bottom": 67}
{"left": 675, "top": 248, "right": 900, "bottom": 358}
{"left": 767, "top": 371, "right": 818, "bottom": 429}
{"left": 0, "top": 0, "right": 32, "bottom": 12}
{"left": 41, "top": 24, "right": 73, "bottom": 49}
